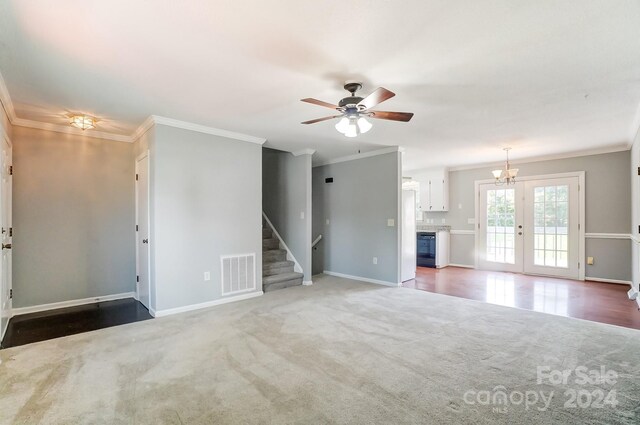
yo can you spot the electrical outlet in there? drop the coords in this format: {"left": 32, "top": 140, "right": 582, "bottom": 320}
{"left": 326, "top": 219, "right": 330, "bottom": 225}
{"left": 458, "top": 203, "right": 462, "bottom": 209}
{"left": 373, "top": 257, "right": 378, "bottom": 265}
{"left": 387, "top": 219, "right": 395, "bottom": 227}
{"left": 300, "top": 211, "right": 305, "bottom": 219}
{"left": 204, "top": 271, "right": 211, "bottom": 281}
{"left": 587, "top": 257, "right": 594, "bottom": 265}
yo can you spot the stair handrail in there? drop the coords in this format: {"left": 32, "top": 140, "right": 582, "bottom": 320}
{"left": 312, "top": 234, "right": 322, "bottom": 248}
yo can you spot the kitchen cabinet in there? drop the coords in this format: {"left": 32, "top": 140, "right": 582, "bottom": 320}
{"left": 413, "top": 168, "right": 449, "bottom": 212}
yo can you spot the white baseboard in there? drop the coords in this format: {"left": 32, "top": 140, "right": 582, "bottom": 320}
{"left": 153, "top": 291, "right": 263, "bottom": 318}
{"left": 12, "top": 292, "right": 136, "bottom": 316}
{"left": 585, "top": 277, "right": 632, "bottom": 286}
{"left": 447, "top": 263, "right": 475, "bottom": 269}
{"left": 302, "top": 280, "right": 313, "bottom": 286}
{"left": 323, "top": 270, "right": 400, "bottom": 287}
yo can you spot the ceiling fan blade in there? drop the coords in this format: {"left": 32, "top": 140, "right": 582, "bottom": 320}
{"left": 369, "top": 111, "right": 414, "bottom": 122}
{"left": 301, "top": 98, "right": 339, "bottom": 110}
{"left": 358, "top": 87, "right": 396, "bottom": 110}
{"left": 301, "top": 115, "right": 342, "bottom": 124}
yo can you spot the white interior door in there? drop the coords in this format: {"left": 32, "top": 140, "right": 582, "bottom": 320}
{"left": 478, "top": 183, "right": 524, "bottom": 273}
{"left": 523, "top": 177, "right": 580, "bottom": 279}
{"left": 135, "top": 153, "right": 150, "bottom": 310}
{"left": 401, "top": 190, "right": 416, "bottom": 282}
{"left": 0, "top": 136, "right": 12, "bottom": 340}
{"left": 477, "top": 175, "right": 582, "bottom": 280}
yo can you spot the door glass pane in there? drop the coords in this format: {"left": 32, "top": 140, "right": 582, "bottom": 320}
{"left": 533, "top": 184, "right": 569, "bottom": 268}
{"left": 485, "top": 188, "right": 516, "bottom": 264}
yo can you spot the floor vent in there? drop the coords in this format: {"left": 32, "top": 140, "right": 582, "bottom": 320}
{"left": 221, "top": 253, "right": 256, "bottom": 295}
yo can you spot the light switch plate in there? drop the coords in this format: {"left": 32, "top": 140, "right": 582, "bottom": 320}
{"left": 587, "top": 256, "right": 594, "bottom": 265}
{"left": 387, "top": 219, "right": 395, "bottom": 227}
{"left": 300, "top": 211, "right": 305, "bottom": 219}
{"left": 373, "top": 257, "right": 378, "bottom": 265}
{"left": 204, "top": 271, "right": 211, "bottom": 281}
{"left": 326, "top": 219, "right": 330, "bottom": 225}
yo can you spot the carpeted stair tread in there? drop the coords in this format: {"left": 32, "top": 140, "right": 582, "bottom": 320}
{"left": 263, "top": 260, "right": 294, "bottom": 269}
{"left": 263, "top": 272, "right": 304, "bottom": 285}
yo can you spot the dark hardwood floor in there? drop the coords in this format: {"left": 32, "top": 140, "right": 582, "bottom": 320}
{"left": 1, "top": 298, "right": 153, "bottom": 349}
{"left": 402, "top": 267, "right": 640, "bottom": 330}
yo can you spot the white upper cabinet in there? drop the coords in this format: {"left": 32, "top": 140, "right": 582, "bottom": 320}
{"left": 412, "top": 168, "right": 449, "bottom": 212}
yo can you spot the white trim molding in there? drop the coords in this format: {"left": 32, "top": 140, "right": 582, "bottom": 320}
{"left": 323, "top": 270, "right": 400, "bottom": 287}
{"left": 263, "top": 212, "right": 303, "bottom": 274}
{"left": 0, "top": 71, "right": 17, "bottom": 123}
{"left": 447, "top": 263, "right": 475, "bottom": 269}
{"left": 151, "top": 115, "right": 266, "bottom": 145}
{"left": 153, "top": 291, "right": 263, "bottom": 317}
{"left": 11, "top": 117, "right": 132, "bottom": 143}
{"left": 313, "top": 146, "right": 401, "bottom": 167}
{"left": 450, "top": 229, "right": 476, "bottom": 235}
{"left": 585, "top": 233, "right": 633, "bottom": 240}
{"left": 12, "top": 292, "right": 136, "bottom": 316}
{"left": 302, "top": 280, "right": 313, "bottom": 286}
{"left": 585, "top": 277, "right": 632, "bottom": 286}
{"left": 292, "top": 149, "right": 316, "bottom": 156}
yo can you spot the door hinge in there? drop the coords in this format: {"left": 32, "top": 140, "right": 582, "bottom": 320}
{"left": 136, "top": 275, "right": 139, "bottom": 283}
{"left": 578, "top": 262, "right": 581, "bottom": 269}
{"left": 8, "top": 166, "right": 12, "bottom": 175}
{"left": 135, "top": 174, "right": 139, "bottom": 181}
{"left": 637, "top": 166, "right": 640, "bottom": 176}
{"left": 9, "top": 289, "right": 12, "bottom": 299}
{"left": 136, "top": 224, "right": 138, "bottom": 231}
{"left": 9, "top": 227, "right": 12, "bottom": 237}
{"left": 578, "top": 223, "right": 580, "bottom": 230}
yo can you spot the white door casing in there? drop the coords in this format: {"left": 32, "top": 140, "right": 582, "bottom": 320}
{"left": 0, "top": 135, "right": 12, "bottom": 340}
{"left": 135, "top": 152, "right": 151, "bottom": 310}
{"left": 401, "top": 190, "right": 416, "bottom": 282}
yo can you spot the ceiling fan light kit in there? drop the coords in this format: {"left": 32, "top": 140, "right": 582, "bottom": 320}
{"left": 301, "top": 82, "right": 414, "bottom": 137}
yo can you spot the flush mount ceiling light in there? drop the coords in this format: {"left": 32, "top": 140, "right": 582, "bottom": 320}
{"left": 492, "top": 147, "right": 519, "bottom": 185}
{"left": 69, "top": 114, "right": 96, "bottom": 131}
{"left": 300, "top": 82, "right": 414, "bottom": 138}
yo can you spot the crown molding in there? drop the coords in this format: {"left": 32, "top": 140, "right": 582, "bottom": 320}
{"left": 0, "top": 71, "right": 16, "bottom": 123}
{"left": 444, "top": 144, "right": 630, "bottom": 173}
{"left": 151, "top": 115, "right": 266, "bottom": 145}
{"left": 130, "top": 116, "right": 155, "bottom": 142}
{"left": 292, "top": 148, "right": 316, "bottom": 156}
{"left": 313, "top": 146, "right": 401, "bottom": 167}
{"left": 11, "top": 117, "right": 132, "bottom": 142}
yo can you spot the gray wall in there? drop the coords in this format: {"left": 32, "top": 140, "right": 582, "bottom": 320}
{"left": 151, "top": 124, "right": 262, "bottom": 312}
{"left": 419, "top": 150, "right": 631, "bottom": 280}
{"left": 13, "top": 126, "right": 135, "bottom": 307}
{"left": 262, "top": 148, "right": 312, "bottom": 282}
{"left": 313, "top": 152, "right": 401, "bottom": 284}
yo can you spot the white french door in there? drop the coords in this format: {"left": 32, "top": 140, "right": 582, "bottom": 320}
{"left": 478, "top": 183, "right": 523, "bottom": 273}
{"left": 477, "top": 174, "right": 582, "bottom": 280}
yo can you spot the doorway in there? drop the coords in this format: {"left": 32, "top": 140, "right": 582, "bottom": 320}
{"left": 0, "top": 134, "right": 11, "bottom": 339}
{"left": 476, "top": 173, "right": 584, "bottom": 280}
{"left": 135, "top": 152, "right": 150, "bottom": 310}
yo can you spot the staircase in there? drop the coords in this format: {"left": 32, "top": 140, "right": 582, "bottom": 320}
{"left": 262, "top": 221, "right": 304, "bottom": 292}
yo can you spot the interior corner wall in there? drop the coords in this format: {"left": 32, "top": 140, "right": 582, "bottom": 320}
{"left": 312, "top": 152, "right": 401, "bottom": 284}
{"left": 262, "top": 148, "right": 312, "bottom": 281}
{"left": 12, "top": 126, "right": 136, "bottom": 307}
{"left": 151, "top": 124, "right": 262, "bottom": 312}
{"left": 420, "top": 150, "right": 632, "bottom": 281}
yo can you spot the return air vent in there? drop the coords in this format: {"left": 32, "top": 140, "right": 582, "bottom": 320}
{"left": 221, "top": 253, "right": 256, "bottom": 295}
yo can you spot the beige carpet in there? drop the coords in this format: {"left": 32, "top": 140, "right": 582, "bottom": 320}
{"left": 1, "top": 275, "right": 638, "bottom": 424}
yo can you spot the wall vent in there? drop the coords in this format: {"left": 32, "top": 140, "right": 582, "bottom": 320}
{"left": 221, "top": 253, "right": 256, "bottom": 296}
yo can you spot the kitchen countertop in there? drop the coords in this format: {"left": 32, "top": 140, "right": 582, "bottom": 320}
{"left": 416, "top": 224, "right": 451, "bottom": 232}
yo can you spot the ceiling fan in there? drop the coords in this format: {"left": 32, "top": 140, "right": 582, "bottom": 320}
{"left": 301, "top": 82, "right": 414, "bottom": 137}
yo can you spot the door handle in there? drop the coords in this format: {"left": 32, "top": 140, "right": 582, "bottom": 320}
{"left": 142, "top": 239, "right": 148, "bottom": 244}
{"left": 2, "top": 243, "right": 11, "bottom": 250}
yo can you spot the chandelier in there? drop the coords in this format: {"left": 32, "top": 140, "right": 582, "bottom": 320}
{"left": 492, "top": 147, "right": 519, "bottom": 185}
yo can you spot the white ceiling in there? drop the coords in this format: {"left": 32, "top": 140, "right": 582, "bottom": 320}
{"left": 1, "top": 0, "right": 640, "bottom": 170}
